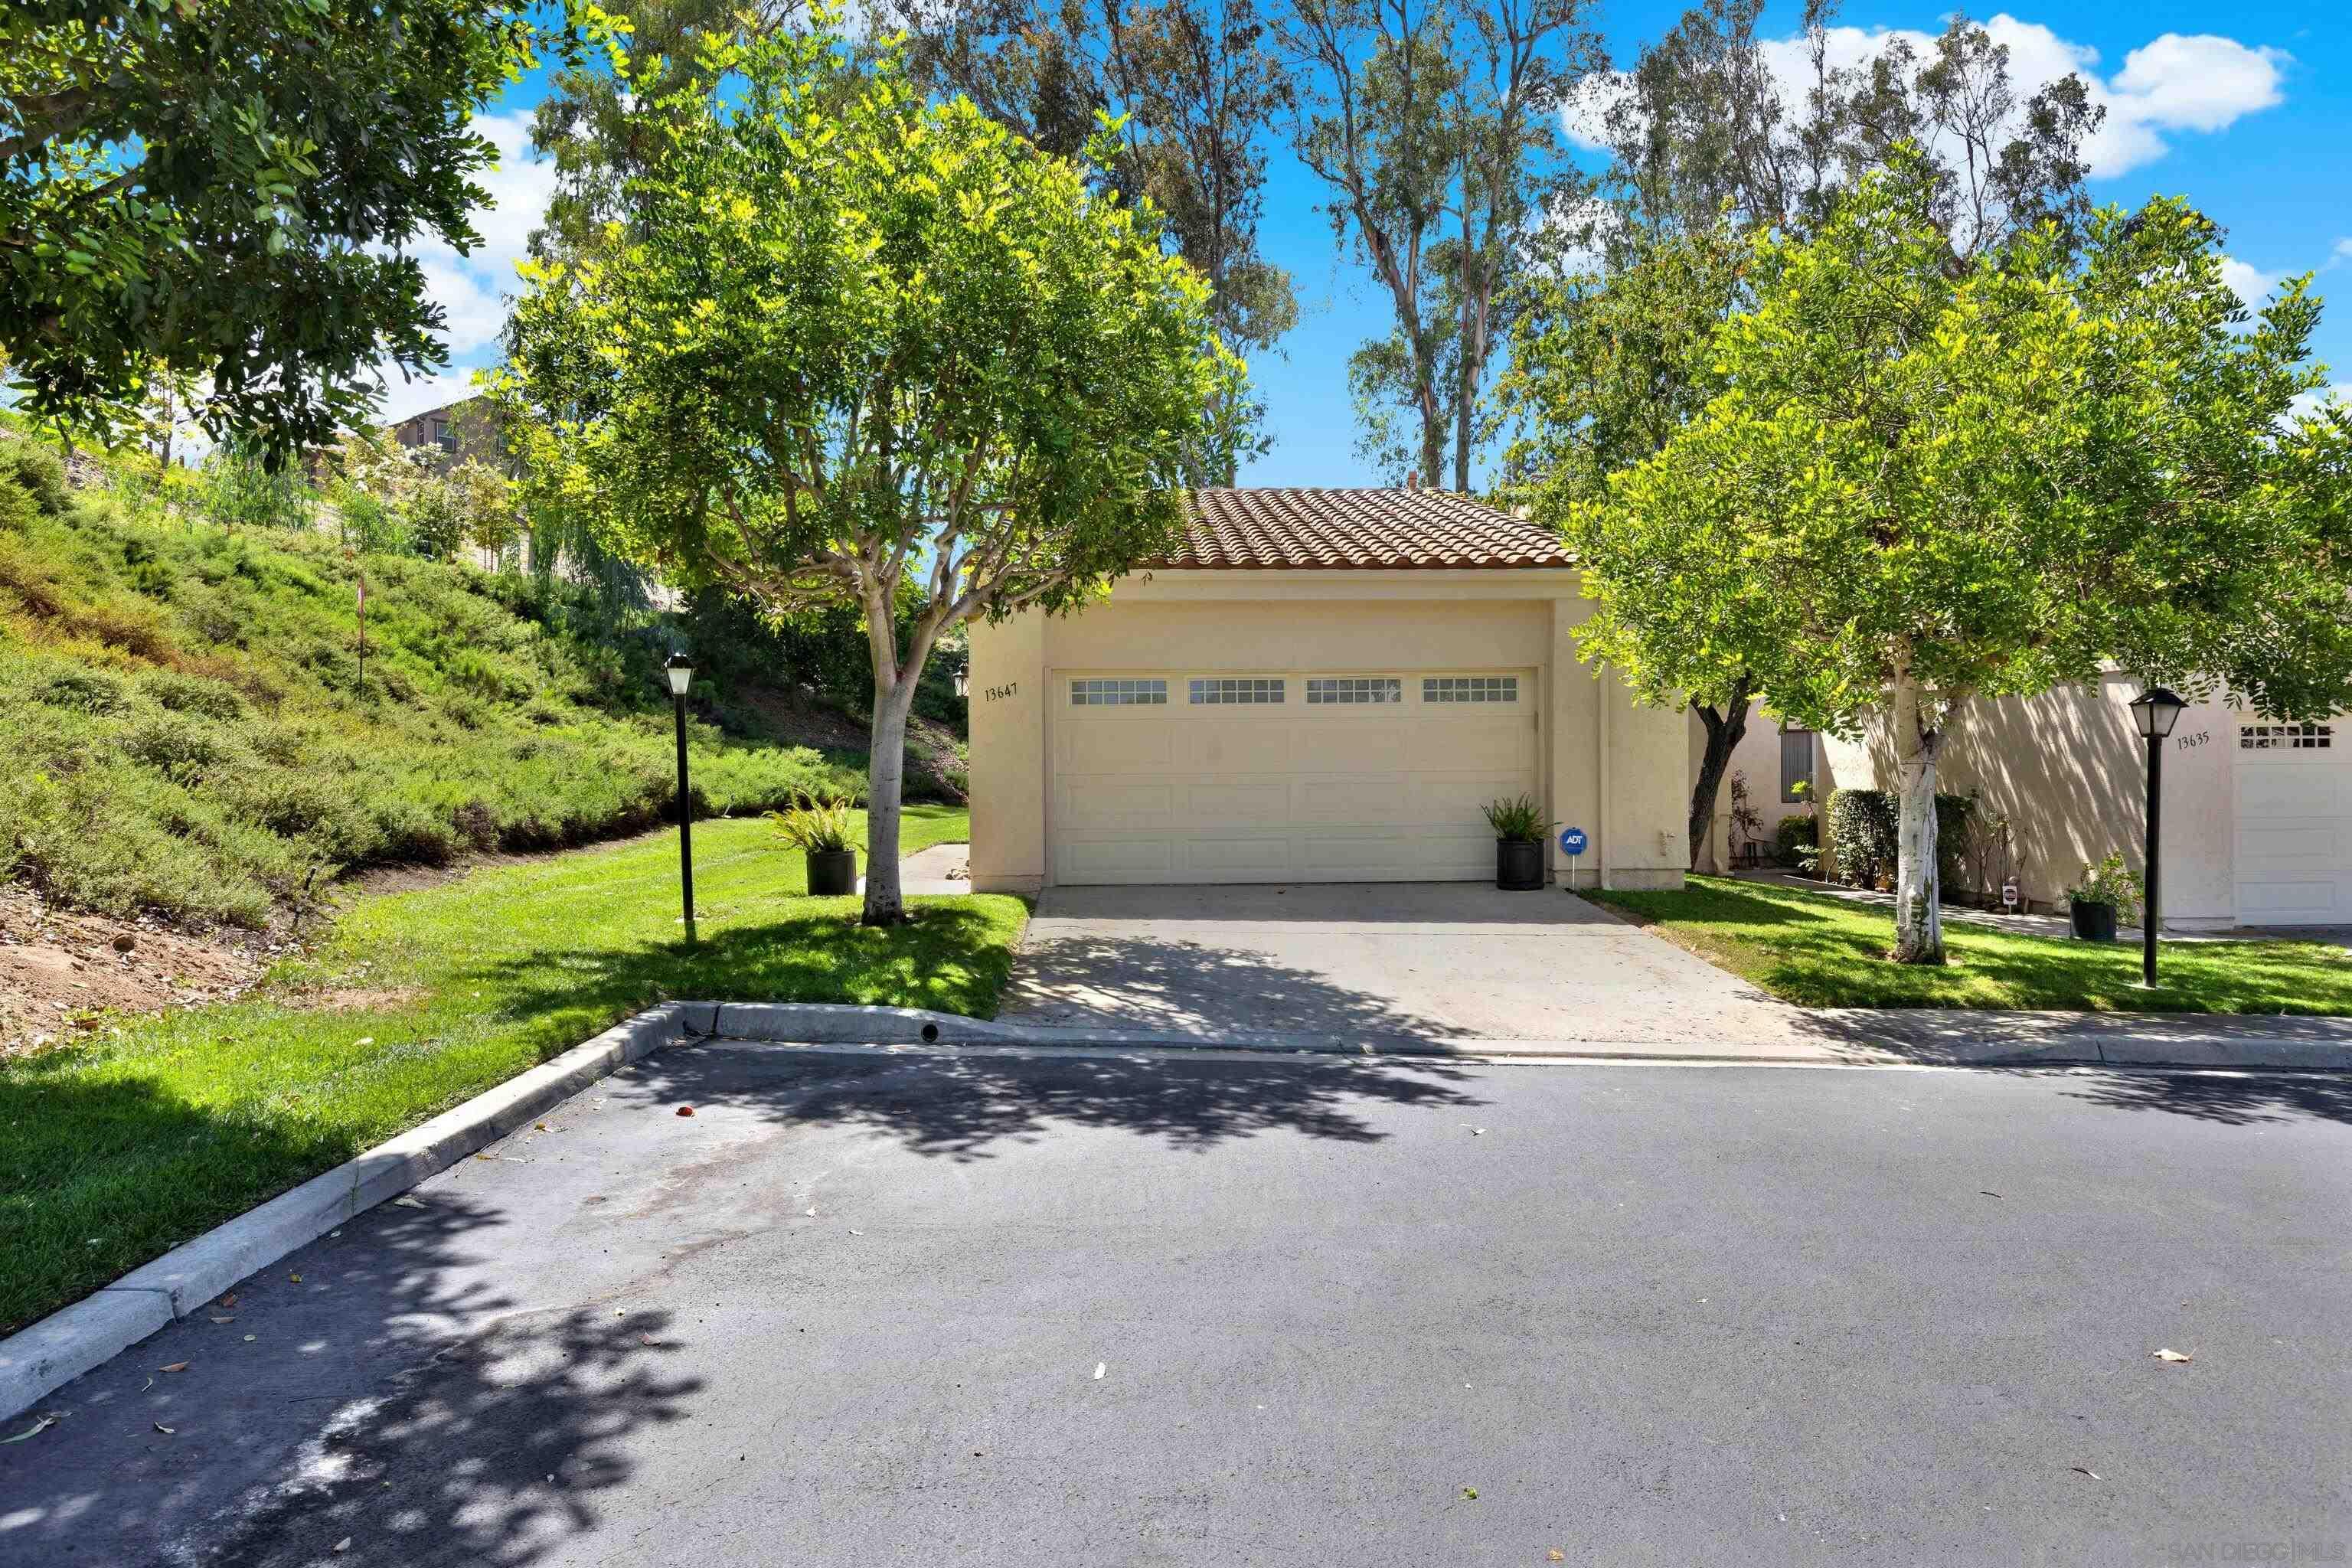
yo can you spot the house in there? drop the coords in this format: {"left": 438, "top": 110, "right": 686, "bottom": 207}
{"left": 965, "top": 488, "right": 1688, "bottom": 893}
{"left": 386, "top": 396, "right": 504, "bottom": 472}
{"left": 1811, "top": 675, "right": 2351, "bottom": 929}
{"left": 1690, "top": 704, "right": 1823, "bottom": 871}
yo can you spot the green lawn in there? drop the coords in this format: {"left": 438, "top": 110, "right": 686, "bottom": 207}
{"left": 0, "top": 806, "right": 1023, "bottom": 1331}
{"left": 1589, "top": 875, "right": 2352, "bottom": 1014}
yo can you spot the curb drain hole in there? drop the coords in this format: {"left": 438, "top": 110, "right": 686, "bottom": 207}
{"left": 920, "top": 1023, "right": 940, "bottom": 1044}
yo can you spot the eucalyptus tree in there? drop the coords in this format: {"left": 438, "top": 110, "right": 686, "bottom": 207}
{"left": 1286, "top": 0, "right": 1604, "bottom": 490}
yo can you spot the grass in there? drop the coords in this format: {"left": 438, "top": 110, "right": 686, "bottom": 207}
{"left": 0, "top": 808, "right": 1024, "bottom": 1332}
{"left": 1589, "top": 875, "right": 2352, "bottom": 1014}
{"left": 0, "top": 447, "right": 872, "bottom": 927}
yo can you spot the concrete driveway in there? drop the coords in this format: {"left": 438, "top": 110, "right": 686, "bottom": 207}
{"left": 998, "top": 882, "right": 1789, "bottom": 1047}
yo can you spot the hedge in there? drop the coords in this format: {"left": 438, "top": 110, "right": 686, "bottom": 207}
{"left": 1825, "top": 788, "right": 1973, "bottom": 890}
{"left": 1772, "top": 813, "right": 1818, "bottom": 865}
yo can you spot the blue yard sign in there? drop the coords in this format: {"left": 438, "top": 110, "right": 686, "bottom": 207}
{"left": 1560, "top": 827, "right": 1589, "bottom": 856}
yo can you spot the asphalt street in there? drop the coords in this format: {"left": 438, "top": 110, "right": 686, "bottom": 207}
{"left": 2, "top": 1044, "right": 2347, "bottom": 1566}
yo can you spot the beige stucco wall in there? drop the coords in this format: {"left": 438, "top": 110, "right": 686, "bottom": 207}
{"left": 1687, "top": 703, "right": 1820, "bottom": 873}
{"left": 1812, "top": 675, "right": 2242, "bottom": 925}
{"left": 968, "top": 568, "right": 1687, "bottom": 893}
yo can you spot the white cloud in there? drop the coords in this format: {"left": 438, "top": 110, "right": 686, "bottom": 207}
{"left": 2220, "top": 256, "right": 2280, "bottom": 305}
{"left": 1570, "top": 16, "right": 2289, "bottom": 179}
{"left": 2324, "top": 238, "right": 2352, "bottom": 272}
{"left": 398, "top": 112, "right": 557, "bottom": 361}
{"left": 371, "top": 367, "right": 485, "bottom": 426}
{"left": 2291, "top": 385, "right": 2347, "bottom": 424}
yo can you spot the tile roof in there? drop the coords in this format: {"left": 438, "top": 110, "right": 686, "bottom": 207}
{"left": 1152, "top": 488, "right": 1573, "bottom": 571}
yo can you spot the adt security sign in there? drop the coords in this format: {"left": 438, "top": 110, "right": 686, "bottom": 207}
{"left": 1559, "top": 827, "right": 1589, "bottom": 856}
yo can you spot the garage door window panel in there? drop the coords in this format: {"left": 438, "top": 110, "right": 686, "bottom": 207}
{"left": 1191, "top": 677, "right": 1285, "bottom": 705}
{"left": 1424, "top": 675, "right": 1517, "bottom": 704}
{"left": 1070, "top": 678, "right": 1166, "bottom": 707}
{"left": 1306, "top": 677, "right": 1403, "bottom": 706}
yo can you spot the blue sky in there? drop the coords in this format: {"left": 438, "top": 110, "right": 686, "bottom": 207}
{"left": 393, "top": 1, "right": 2352, "bottom": 488}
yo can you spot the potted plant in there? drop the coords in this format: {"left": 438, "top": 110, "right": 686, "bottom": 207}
{"left": 1483, "top": 793, "right": 1553, "bottom": 891}
{"left": 770, "top": 792, "right": 859, "bottom": 895}
{"left": 2065, "top": 852, "right": 2143, "bottom": 942}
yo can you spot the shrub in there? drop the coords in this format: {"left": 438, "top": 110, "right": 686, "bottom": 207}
{"left": 38, "top": 668, "right": 129, "bottom": 714}
{"left": 1826, "top": 789, "right": 1973, "bottom": 890}
{"left": 137, "top": 669, "right": 248, "bottom": 721}
{"left": 1773, "top": 813, "right": 1817, "bottom": 866}
{"left": 118, "top": 714, "right": 232, "bottom": 775}
{"left": 0, "top": 439, "right": 70, "bottom": 517}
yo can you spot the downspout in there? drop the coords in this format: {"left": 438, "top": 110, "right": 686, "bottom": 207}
{"left": 1597, "top": 676, "right": 1611, "bottom": 891}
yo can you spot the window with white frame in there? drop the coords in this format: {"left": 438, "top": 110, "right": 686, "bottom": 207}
{"left": 2239, "top": 722, "right": 2333, "bottom": 750}
{"left": 1423, "top": 675, "right": 1517, "bottom": 704}
{"left": 1069, "top": 678, "right": 1166, "bottom": 707}
{"left": 1189, "top": 677, "right": 1285, "bottom": 705}
{"left": 1306, "top": 677, "right": 1402, "bottom": 706}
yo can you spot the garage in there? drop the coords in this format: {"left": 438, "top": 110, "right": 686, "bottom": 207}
{"left": 965, "top": 486, "right": 1693, "bottom": 896}
{"left": 1049, "top": 668, "right": 1539, "bottom": 884}
{"left": 2233, "top": 720, "right": 2350, "bottom": 923}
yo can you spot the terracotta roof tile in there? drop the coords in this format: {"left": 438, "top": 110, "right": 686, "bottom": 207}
{"left": 1151, "top": 488, "right": 1572, "bottom": 571}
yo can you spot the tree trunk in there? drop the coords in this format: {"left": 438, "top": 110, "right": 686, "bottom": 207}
{"left": 1687, "top": 675, "right": 1755, "bottom": 868}
{"left": 860, "top": 675, "right": 921, "bottom": 926}
{"left": 1890, "top": 676, "right": 1946, "bottom": 965}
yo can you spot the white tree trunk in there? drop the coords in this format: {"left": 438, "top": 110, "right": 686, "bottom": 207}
{"left": 860, "top": 676, "right": 921, "bottom": 926}
{"left": 1890, "top": 675, "right": 1945, "bottom": 965}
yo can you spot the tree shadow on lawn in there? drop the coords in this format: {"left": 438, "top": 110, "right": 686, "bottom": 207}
{"left": 469, "top": 899, "right": 1024, "bottom": 1027}
{"left": 622, "top": 1040, "right": 1490, "bottom": 1161}
{"left": 0, "top": 1187, "right": 698, "bottom": 1568}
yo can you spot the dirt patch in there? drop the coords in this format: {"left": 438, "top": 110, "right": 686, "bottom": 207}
{"left": 0, "top": 889, "right": 276, "bottom": 1055}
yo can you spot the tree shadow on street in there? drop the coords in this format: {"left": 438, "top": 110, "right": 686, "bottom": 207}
{"left": 616, "top": 1040, "right": 1488, "bottom": 1161}
{"left": 2052, "top": 1068, "right": 2352, "bottom": 1128}
{"left": 0, "top": 1191, "right": 700, "bottom": 1568}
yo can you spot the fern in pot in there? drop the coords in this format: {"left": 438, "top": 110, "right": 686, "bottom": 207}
{"left": 771, "top": 792, "right": 859, "bottom": 896}
{"left": 1484, "top": 793, "right": 1554, "bottom": 891}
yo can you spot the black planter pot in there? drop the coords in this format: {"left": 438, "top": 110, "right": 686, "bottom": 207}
{"left": 1496, "top": 838, "right": 1544, "bottom": 891}
{"left": 807, "top": 848, "right": 858, "bottom": 897}
{"left": 2069, "top": 897, "right": 2118, "bottom": 942}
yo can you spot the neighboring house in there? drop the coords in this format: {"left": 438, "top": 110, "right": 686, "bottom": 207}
{"left": 1690, "top": 704, "right": 1821, "bottom": 872}
{"left": 966, "top": 488, "right": 1688, "bottom": 893}
{"left": 387, "top": 396, "right": 504, "bottom": 472}
{"left": 1815, "top": 674, "right": 2351, "bottom": 929}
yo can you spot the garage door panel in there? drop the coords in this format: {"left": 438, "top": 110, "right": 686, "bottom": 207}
{"left": 2237, "top": 880, "right": 2340, "bottom": 920}
{"left": 1174, "top": 837, "right": 1299, "bottom": 877}
{"left": 1298, "top": 724, "right": 1414, "bottom": 773}
{"left": 1063, "top": 724, "right": 1174, "bottom": 773}
{"left": 2236, "top": 821, "right": 2350, "bottom": 874}
{"left": 1181, "top": 724, "right": 1292, "bottom": 773}
{"left": 1412, "top": 773, "right": 1534, "bottom": 825}
{"left": 1305, "top": 830, "right": 1491, "bottom": 878}
{"left": 1178, "top": 779, "right": 1292, "bottom": 828}
{"left": 1059, "top": 838, "right": 1178, "bottom": 881}
{"left": 1415, "top": 720, "right": 1533, "bottom": 773}
{"left": 2239, "top": 769, "right": 2343, "bottom": 816}
{"left": 1295, "top": 775, "right": 1416, "bottom": 825}
{"left": 1056, "top": 780, "right": 1174, "bottom": 834}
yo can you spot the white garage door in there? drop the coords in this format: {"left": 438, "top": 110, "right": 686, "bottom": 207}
{"left": 1050, "top": 669, "right": 1540, "bottom": 884}
{"left": 2233, "top": 721, "right": 2352, "bottom": 923}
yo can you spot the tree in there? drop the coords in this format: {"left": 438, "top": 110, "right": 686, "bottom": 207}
{"left": 1521, "top": 0, "right": 2103, "bottom": 869}
{"left": 882, "top": 0, "right": 1298, "bottom": 483}
{"left": 2, "top": 0, "right": 616, "bottom": 462}
{"left": 495, "top": 27, "right": 1227, "bottom": 924}
{"left": 1563, "top": 160, "right": 2345, "bottom": 963}
{"left": 1287, "top": 0, "right": 1604, "bottom": 490}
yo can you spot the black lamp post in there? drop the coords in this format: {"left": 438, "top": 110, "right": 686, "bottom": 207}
{"left": 665, "top": 652, "right": 696, "bottom": 936}
{"left": 2128, "top": 685, "right": 2187, "bottom": 987}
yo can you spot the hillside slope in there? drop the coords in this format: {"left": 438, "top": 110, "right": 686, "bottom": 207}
{"left": 0, "top": 446, "right": 946, "bottom": 929}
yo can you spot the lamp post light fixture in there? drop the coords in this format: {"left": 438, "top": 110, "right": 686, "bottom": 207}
{"left": 2128, "top": 685, "right": 2187, "bottom": 988}
{"left": 665, "top": 652, "right": 696, "bottom": 937}
{"left": 953, "top": 666, "right": 969, "bottom": 700}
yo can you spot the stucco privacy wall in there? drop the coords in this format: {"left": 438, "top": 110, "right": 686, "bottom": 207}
{"left": 1814, "top": 673, "right": 2239, "bottom": 923}
{"left": 968, "top": 570, "right": 1687, "bottom": 893}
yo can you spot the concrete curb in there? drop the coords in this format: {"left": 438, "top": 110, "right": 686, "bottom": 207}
{"left": 703, "top": 1002, "right": 2352, "bottom": 1071}
{"left": 0, "top": 1002, "right": 714, "bottom": 1423}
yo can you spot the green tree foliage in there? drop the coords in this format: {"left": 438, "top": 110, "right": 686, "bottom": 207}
{"left": 1287, "top": 0, "right": 1605, "bottom": 490}
{"left": 0, "top": 0, "right": 619, "bottom": 460}
{"left": 1514, "top": 0, "right": 2105, "bottom": 868}
{"left": 1563, "top": 161, "right": 2346, "bottom": 963}
{"left": 496, "top": 27, "right": 1226, "bottom": 923}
